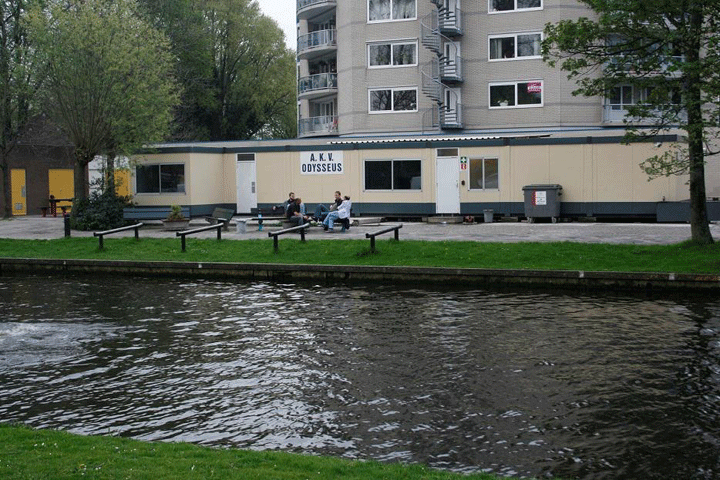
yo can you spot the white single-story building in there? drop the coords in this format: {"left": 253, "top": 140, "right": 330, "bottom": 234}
{"left": 129, "top": 130, "right": 720, "bottom": 222}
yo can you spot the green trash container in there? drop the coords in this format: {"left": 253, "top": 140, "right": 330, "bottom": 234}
{"left": 522, "top": 184, "right": 562, "bottom": 223}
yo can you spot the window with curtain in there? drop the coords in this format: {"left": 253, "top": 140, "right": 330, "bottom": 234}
{"left": 489, "top": 33, "right": 541, "bottom": 60}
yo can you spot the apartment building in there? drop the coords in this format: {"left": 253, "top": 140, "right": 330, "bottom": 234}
{"left": 296, "top": 0, "right": 611, "bottom": 137}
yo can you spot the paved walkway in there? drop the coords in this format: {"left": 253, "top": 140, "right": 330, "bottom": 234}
{"left": 1, "top": 215, "right": 718, "bottom": 245}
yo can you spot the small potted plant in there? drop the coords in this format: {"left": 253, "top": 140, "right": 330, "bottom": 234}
{"left": 162, "top": 204, "right": 190, "bottom": 230}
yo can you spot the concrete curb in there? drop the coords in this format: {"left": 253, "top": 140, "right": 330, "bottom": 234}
{"left": 1, "top": 257, "right": 718, "bottom": 292}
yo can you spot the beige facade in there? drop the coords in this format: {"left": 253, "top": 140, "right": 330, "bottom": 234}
{"left": 131, "top": 133, "right": 710, "bottom": 221}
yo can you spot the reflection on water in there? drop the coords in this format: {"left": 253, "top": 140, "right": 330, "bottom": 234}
{"left": 0, "top": 274, "right": 719, "bottom": 479}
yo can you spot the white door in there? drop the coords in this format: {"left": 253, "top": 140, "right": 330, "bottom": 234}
{"left": 436, "top": 156, "right": 460, "bottom": 214}
{"left": 236, "top": 154, "right": 257, "bottom": 214}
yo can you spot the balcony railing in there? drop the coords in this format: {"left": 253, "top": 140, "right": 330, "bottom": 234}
{"left": 439, "top": 7, "right": 462, "bottom": 36}
{"left": 298, "top": 73, "right": 338, "bottom": 97}
{"left": 297, "top": 0, "right": 336, "bottom": 17}
{"left": 298, "top": 115, "right": 338, "bottom": 136}
{"left": 297, "top": 29, "right": 337, "bottom": 56}
{"left": 440, "top": 103, "right": 462, "bottom": 129}
{"left": 602, "top": 104, "right": 688, "bottom": 124}
{"left": 440, "top": 54, "right": 462, "bottom": 83}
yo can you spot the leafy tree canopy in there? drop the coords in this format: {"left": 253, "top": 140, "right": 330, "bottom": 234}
{"left": 137, "top": 0, "right": 297, "bottom": 141}
{"left": 543, "top": 0, "right": 720, "bottom": 244}
{"left": 29, "top": 0, "right": 179, "bottom": 200}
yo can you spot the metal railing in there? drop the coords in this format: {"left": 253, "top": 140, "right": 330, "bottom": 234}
{"left": 298, "top": 115, "right": 338, "bottom": 136}
{"left": 297, "top": 0, "right": 336, "bottom": 15}
{"left": 298, "top": 72, "right": 338, "bottom": 96}
{"left": 297, "top": 29, "right": 337, "bottom": 55}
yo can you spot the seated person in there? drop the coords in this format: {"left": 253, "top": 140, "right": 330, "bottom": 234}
{"left": 323, "top": 195, "right": 351, "bottom": 231}
{"left": 272, "top": 192, "right": 295, "bottom": 214}
{"left": 313, "top": 191, "right": 342, "bottom": 221}
{"left": 286, "top": 197, "right": 310, "bottom": 227}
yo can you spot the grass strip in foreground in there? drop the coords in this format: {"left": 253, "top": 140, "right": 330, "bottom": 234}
{"left": 0, "top": 237, "right": 719, "bottom": 274}
{"left": 0, "top": 424, "right": 519, "bottom": 480}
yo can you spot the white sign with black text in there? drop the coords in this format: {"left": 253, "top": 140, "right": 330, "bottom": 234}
{"left": 300, "top": 151, "right": 344, "bottom": 175}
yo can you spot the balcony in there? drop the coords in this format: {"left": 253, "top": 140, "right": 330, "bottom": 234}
{"left": 440, "top": 103, "right": 463, "bottom": 129}
{"left": 297, "top": 29, "right": 337, "bottom": 60}
{"left": 297, "top": 0, "right": 336, "bottom": 19}
{"left": 440, "top": 55, "right": 462, "bottom": 83}
{"left": 298, "top": 115, "right": 338, "bottom": 137}
{"left": 298, "top": 73, "right": 338, "bottom": 99}
{"left": 439, "top": 7, "right": 462, "bottom": 37}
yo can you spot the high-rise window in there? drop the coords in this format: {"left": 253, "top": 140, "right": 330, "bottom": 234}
{"left": 489, "top": 33, "right": 542, "bottom": 60}
{"left": 489, "top": 0, "right": 541, "bottom": 13}
{"left": 368, "top": 41, "right": 417, "bottom": 67}
{"left": 369, "top": 88, "right": 418, "bottom": 112}
{"left": 490, "top": 81, "right": 543, "bottom": 108}
{"left": 368, "top": 0, "right": 416, "bottom": 21}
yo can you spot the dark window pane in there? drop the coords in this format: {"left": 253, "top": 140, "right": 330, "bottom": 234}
{"left": 469, "top": 159, "right": 483, "bottom": 189}
{"left": 136, "top": 165, "right": 159, "bottom": 193}
{"left": 518, "top": 82, "right": 542, "bottom": 105}
{"left": 160, "top": 164, "right": 185, "bottom": 193}
{"left": 365, "top": 161, "right": 392, "bottom": 189}
{"left": 369, "top": 44, "right": 391, "bottom": 66}
{"left": 491, "top": 0, "right": 514, "bottom": 11}
{"left": 393, "top": 44, "right": 416, "bottom": 65}
{"left": 517, "top": 0, "right": 540, "bottom": 8}
{"left": 484, "top": 158, "right": 499, "bottom": 189}
{"left": 393, "top": 160, "right": 421, "bottom": 189}
{"left": 393, "top": 0, "right": 415, "bottom": 19}
{"left": 370, "top": 90, "right": 392, "bottom": 111}
{"left": 490, "top": 84, "right": 515, "bottom": 106}
{"left": 369, "top": 0, "right": 390, "bottom": 20}
{"left": 393, "top": 89, "right": 417, "bottom": 111}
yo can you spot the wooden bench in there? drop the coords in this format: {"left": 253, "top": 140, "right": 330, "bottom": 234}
{"left": 365, "top": 224, "right": 402, "bottom": 253}
{"left": 93, "top": 223, "right": 144, "bottom": 249}
{"left": 205, "top": 207, "right": 235, "bottom": 230}
{"left": 124, "top": 206, "right": 190, "bottom": 220}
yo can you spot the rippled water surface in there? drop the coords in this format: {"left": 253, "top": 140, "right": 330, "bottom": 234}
{"left": 1, "top": 274, "right": 719, "bottom": 479}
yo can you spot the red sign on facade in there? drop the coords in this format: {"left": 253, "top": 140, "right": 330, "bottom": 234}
{"left": 527, "top": 82, "right": 542, "bottom": 93}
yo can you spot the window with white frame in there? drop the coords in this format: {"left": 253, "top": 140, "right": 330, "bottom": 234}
{"left": 489, "top": 80, "right": 543, "bottom": 108}
{"left": 369, "top": 87, "right": 417, "bottom": 112}
{"left": 469, "top": 158, "right": 499, "bottom": 190}
{"left": 365, "top": 159, "right": 422, "bottom": 190}
{"left": 368, "top": 0, "right": 416, "bottom": 21}
{"left": 368, "top": 41, "right": 417, "bottom": 67}
{"left": 135, "top": 164, "right": 185, "bottom": 194}
{"left": 489, "top": 33, "right": 542, "bottom": 60}
{"left": 607, "top": 85, "right": 633, "bottom": 110}
{"left": 489, "top": 0, "right": 541, "bottom": 13}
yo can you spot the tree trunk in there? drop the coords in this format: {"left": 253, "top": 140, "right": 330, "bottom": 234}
{"left": 685, "top": 4, "right": 714, "bottom": 245}
{"left": 1, "top": 158, "right": 11, "bottom": 219}
{"left": 74, "top": 154, "right": 91, "bottom": 201}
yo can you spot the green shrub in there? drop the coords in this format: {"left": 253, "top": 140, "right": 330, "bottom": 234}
{"left": 70, "top": 190, "right": 133, "bottom": 231}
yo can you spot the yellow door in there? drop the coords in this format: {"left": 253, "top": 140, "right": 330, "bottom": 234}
{"left": 11, "top": 169, "right": 27, "bottom": 216}
{"left": 115, "top": 169, "right": 130, "bottom": 197}
{"left": 48, "top": 169, "right": 74, "bottom": 212}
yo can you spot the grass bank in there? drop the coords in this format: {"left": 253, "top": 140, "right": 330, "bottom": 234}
{"left": 0, "top": 237, "right": 719, "bottom": 273}
{"left": 0, "top": 424, "right": 514, "bottom": 480}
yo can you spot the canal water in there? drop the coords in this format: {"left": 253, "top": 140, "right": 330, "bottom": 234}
{"left": 0, "top": 274, "right": 718, "bottom": 479}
